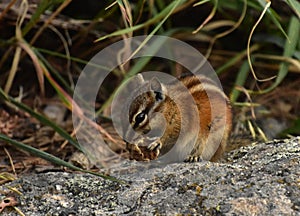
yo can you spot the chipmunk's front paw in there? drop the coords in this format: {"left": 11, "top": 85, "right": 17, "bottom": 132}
{"left": 148, "top": 140, "right": 162, "bottom": 152}
{"left": 184, "top": 155, "right": 203, "bottom": 162}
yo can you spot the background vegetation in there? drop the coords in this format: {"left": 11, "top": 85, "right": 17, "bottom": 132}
{"left": 0, "top": 0, "right": 299, "bottom": 176}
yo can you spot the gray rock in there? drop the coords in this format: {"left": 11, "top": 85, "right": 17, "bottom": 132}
{"left": 1, "top": 137, "right": 300, "bottom": 215}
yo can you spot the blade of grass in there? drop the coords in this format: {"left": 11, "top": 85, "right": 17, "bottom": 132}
{"left": 216, "top": 44, "right": 260, "bottom": 74}
{"left": 18, "top": 41, "right": 45, "bottom": 95}
{"left": 40, "top": 61, "right": 117, "bottom": 144}
{"left": 0, "top": 133, "right": 123, "bottom": 182}
{"left": 29, "top": 0, "right": 72, "bottom": 45}
{"left": 4, "top": 46, "right": 21, "bottom": 94}
{"left": 279, "top": 118, "right": 300, "bottom": 137}
{"left": 155, "top": 0, "right": 173, "bottom": 30}
{"left": 117, "top": 0, "right": 133, "bottom": 29}
{"left": 96, "top": 28, "right": 180, "bottom": 115}
{"left": 34, "top": 50, "right": 72, "bottom": 93}
{"left": 247, "top": 0, "right": 277, "bottom": 82}
{"left": 22, "top": 0, "right": 65, "bottom": 37}
{"left": 0, "top": 87, "right": 82, "bottom": 151}
{"left": 230, "top": 60, "right": 250, "bottom": 103}
{"left": 193, "top": 0, "right": 210, "bottom": 7}
{"left": 251, "top": 16, "right": 300, "bottom": 94}
{"left": 4, "top": 0, "right": 27, "bottom": 94}
{"left": 120, "top": 0, "right": 183, "bottom": 68}
{"left": 286, "top": 0, "right": 300, "bottom": 19}
{"left": 256, "top": 0, "right": 289, "bottom": 40}
{"left": 201, "top": 0, "right": 247, "bottom": 60}
{"left": 253, "top": 53, "right": 300, "bottom": 71}
{"left": 35, "top": 47, "right": 113, "bottom": 72}
{"left": 35, "top": 50, "right": 111, "bottom": 119}
{"left": 32, "top": 50, "right": 117, "bottom": 144}
{"left": 193, "top": 0, "right": 218, "bottom": 33}
{"left": 95, "top": 0, "right": 187, "bottom": 42}
{"left": 0, "top": 0, "right": 17, "bottom": 22}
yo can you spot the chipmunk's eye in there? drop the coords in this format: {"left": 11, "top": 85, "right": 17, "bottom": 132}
{"left": 135, "top": 111, "right": 147, "bottom": 125}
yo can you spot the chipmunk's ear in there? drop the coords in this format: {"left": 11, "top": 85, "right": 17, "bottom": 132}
{"left": 135, "top": 73, "right": 145, "bottom": 83}
{"left": 124, "top": 74, "right": 145, "bottom": 92}
{"left": 150, "top": 77, "right": 166, "bottom": 101}
{"left": 130, "top": 74, "right": 145, "bottom": 86}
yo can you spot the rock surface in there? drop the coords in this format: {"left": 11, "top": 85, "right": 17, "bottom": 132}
{"left": 1, "top": 137, "right": 300, "bottom": 215}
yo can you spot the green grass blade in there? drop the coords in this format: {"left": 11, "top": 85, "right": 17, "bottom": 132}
{"left": 120, "top": 0, "right": 182, "bottom": 68}
{"left": 216, "top": 44, "right": 260, "bottom": 74}
{"left": 35, "top": 47, "right": 113, "bottom": 71}
{"left": 257, "top": 0, "right": 289, "bottom": 40}
{"left": 96, "top": 28, "right": 180, "bottom": 115}
{"left": 34, "top": 49, "right": 73, "bottom": 93}
{"left": 286, "top": 0, "right": 300, "bottom": 19}
{"left": 256, "top": 16, "right": 300, "bottom": 94}
{"left": 194, "top": 0, "right": 210, "bottom": 7}
{"left": 0, "top": 87, "right": 82, "bottom": 151}
{"left": 230, "top": 60, "right": 250, "bottom": 103}
{"left": 22, "top": 0, "right": 64, "bottom": 36}
{"left": 95, "top": 0, "right": 187, "bottom": 42}
{"left": 0, "top": 133, "right": 122, "bottom": 182}
{"left": 0, "top": 132, "right": 81, "bottom": 171}
{"left": 279, "top": 118, "right": 300, "bottom": 137}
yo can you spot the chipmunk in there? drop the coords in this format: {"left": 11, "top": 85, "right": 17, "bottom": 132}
{"left": 123, "top": 73, "right": 232, "bottom": 163}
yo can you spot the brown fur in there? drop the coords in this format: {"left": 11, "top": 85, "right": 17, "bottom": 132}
{"left": 125, "top": 74, "right": 232, "bottom": 162}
